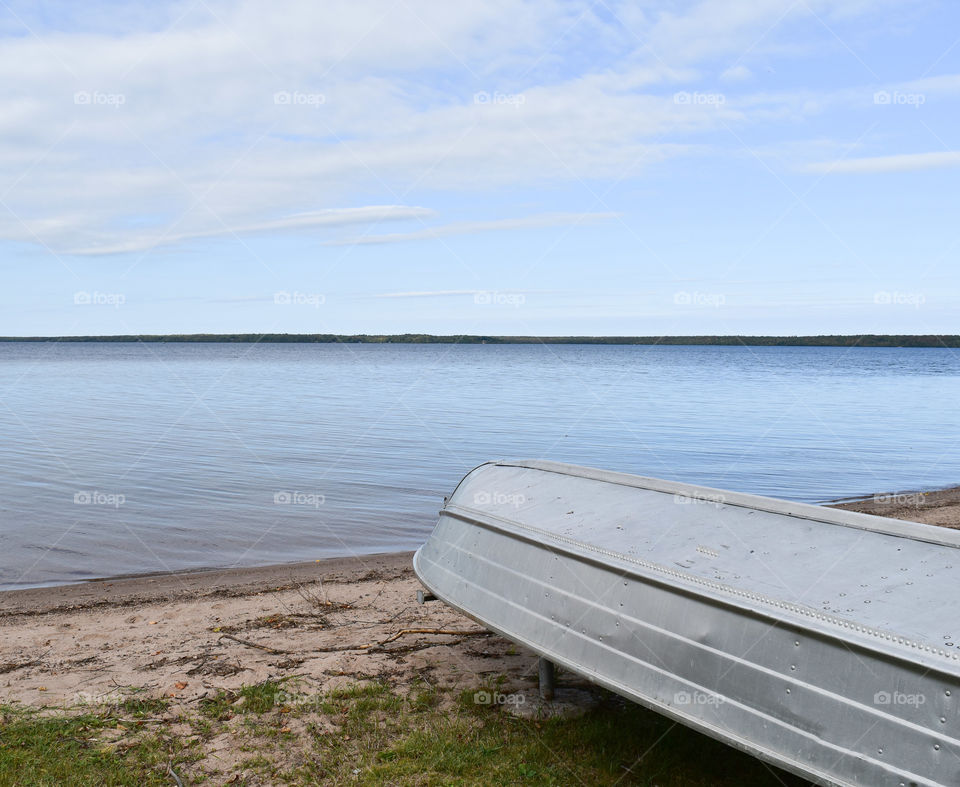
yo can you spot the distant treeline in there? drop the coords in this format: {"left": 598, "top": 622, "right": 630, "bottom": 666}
{"left": 1, "top": 334, "right": 958, "bottom": 347}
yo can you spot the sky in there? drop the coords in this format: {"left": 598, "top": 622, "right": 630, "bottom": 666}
{"left": 0, "top": 0, "right": 958, "bottom": 336}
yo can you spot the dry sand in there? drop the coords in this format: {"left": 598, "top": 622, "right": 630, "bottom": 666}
{"left": 0, "top": 552, "right": 538, "bottom": 710}
{"left": 3, "top": 489, "right": 960, "bottom": 711}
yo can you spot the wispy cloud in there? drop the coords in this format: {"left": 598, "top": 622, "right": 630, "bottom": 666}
{"left": 807, "top": 151, "right": 960, "bottom": 174}
{"left": 372, "top": 290, "right": 484, "bottom": 299}
{"left": 65, "top": 206, "right": 434, "bottom": 255}
{"left": 372, "top": 289, "right": 548, "bottom": 299}
{"left": 326, "top": 212, "right": 620, "bottom": 246}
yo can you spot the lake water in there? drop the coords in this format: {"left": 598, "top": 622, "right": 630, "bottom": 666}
{"left": 1, "top": 342, "right": 958, "bottom": 590}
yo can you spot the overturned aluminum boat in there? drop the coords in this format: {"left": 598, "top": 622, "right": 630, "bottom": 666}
{"left": 414, "top": 460, "right": 960, "bottom": 787}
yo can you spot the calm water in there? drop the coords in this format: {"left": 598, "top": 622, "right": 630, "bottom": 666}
{"left": 1, "top": 342, "right": 958, "bottom": 590}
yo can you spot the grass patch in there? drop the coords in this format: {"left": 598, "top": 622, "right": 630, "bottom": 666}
{"left": 120, "top": 697, "right": 169, "bottom": 719}
{"left": 358, "top": 691, "right": 807, "bottom": 786}
{"left": 281, "top": 681, "right": 809, "bottom": 786}
{"left": 0, "top": 706, "right": 195, "bottom": 787}
{"left": 197, "top": 690, "right": 234, "bottom": 721}
{"left": 236, "top": 679, "right": 288, "bottom": 714}
{"left": 1, "top": 682, "right": 812, "bottom": 785}
{"left": 198, "top": 677, "right": 291, "bottom": 720}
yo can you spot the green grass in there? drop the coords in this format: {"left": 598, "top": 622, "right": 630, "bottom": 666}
{"left": 0, "top": 681, "right": 811, "bottom": 786}
{"left": 198, "top": 677, "right": 291, "bottom": 720}
{"left": 0, "top": 706, "right": 196, "bottom": 787}
{"left": 353, "top": 690, "right": 806, "bottom": 787}
{"left": 119, "top": 697, "right": 169, "bottom": 719}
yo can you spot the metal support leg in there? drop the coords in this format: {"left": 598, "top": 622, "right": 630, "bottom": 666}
{"left": 538, "top": 656, "right": 555, "bottom": 701}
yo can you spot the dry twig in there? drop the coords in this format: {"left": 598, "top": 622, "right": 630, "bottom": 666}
{"left": 217, "top": 633, "right": 292, "bottom": 655}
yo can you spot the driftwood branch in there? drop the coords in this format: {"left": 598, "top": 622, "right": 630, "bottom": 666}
{"left": 217, "top": 633, "right": 292, "bottom": 654}
{"left": 216, "top": 626, "right": 486, "bottom": 657}
{"left": 374, "top": 628, "right": 483, "bottom": 646}
{"left": 299, "top": 628, "right": 488, "bottom": 654}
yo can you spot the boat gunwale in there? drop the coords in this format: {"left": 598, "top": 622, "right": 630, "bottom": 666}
{"left": 482, "top": 459, "right": 960, "bottom": 549}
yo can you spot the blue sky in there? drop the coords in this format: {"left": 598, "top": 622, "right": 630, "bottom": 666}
{"left": 1, "top": 0, "right": 958, "bottom": 336}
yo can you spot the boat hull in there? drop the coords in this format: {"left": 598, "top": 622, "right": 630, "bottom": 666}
{"left": 414, "top": 461, "right": 960, "bottom": 787}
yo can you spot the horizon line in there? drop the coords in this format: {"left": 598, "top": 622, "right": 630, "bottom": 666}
{"left": 1, "top": 333, "right": 958, "bottom": 348}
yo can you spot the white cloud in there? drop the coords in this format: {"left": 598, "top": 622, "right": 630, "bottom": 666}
{"left": 326, "top": 212, "right": 620, "bottom": 246}
{"left": 807, "top": 151, "right": 960, "bottom": 174}
{"left": 0, "top": 0, "right": 927, "bottom": 256}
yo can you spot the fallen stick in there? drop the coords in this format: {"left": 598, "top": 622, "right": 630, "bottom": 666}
{"left": 114, "top": 717, "right": 168, "bottom": 724}
{"left": 219, "top": 627, "right": 487, "bottom": 657}
{"left": 217, "top": 634, "right": 293, "bottom": 655}
{"left": 304, "top": 628, "right": 488, "bottom": 654}
{"left": 167, "top": 763, "right": 184, "bottom": 787}
{"left": 375, "top": 628, "right": 484, "bottom": 647}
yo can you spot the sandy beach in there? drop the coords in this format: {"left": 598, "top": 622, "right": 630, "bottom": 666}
{"left": 2, "top": 490, "right": 958, "bottom": 784}
{"left": 0, "top": 552, "right": 518, "bottom": 708}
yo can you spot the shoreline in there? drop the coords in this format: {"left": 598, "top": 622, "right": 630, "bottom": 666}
{"left": 819, "top": 484, "right": 958, "bottom": 505}
{"left": 0, "top": 551, "right": 415, "bottom": 618}
{"left": 818, "top": 482, "right": 960, "bottom": 504}
{"left": 829, "top": 483, "right": 960, "bottom": 527}
{"left": 3, "top": 485, "right": 958, "bottom": 611}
